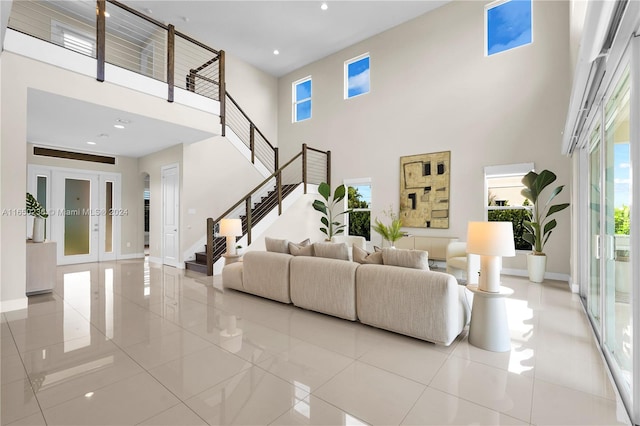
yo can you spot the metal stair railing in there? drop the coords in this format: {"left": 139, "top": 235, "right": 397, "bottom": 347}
{"left": 205, "top": 144, "right": 330, "bottom": 275}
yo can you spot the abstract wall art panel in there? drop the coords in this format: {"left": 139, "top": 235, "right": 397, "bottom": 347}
{"left": 400, "top": 151, "right": 450, "bottom": 229}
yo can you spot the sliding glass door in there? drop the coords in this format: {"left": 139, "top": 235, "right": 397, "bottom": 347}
{"left": 603, "top": 68, "right": 633, "bottom": 391}
{"left": 584, "top": 61, "right": 634, "bottom": 411}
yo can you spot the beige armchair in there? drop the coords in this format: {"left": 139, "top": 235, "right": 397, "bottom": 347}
{"left": 446, "top": 242, "right": 480, "bottom": 284}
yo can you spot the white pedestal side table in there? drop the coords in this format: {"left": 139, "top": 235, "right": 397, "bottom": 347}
{"left": 466, "top": 284, "right": 514, "bottom": 352}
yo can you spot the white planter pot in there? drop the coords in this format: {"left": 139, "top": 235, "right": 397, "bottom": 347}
{"left": 32, "top": 217, "right": 45, "bottom": 243}
{"left": 527, "top": 253, "right": 546, "bottom": 283}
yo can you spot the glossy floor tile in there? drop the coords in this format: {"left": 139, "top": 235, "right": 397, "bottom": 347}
{"left": 0, "top": 260, "right": 632, "bottom": 425}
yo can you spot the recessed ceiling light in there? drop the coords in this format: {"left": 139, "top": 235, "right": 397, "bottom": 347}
{"left": 86, "top": 141, "right": 96, "bottom": 145}
{"left": 321, "top": 2, "right": 328, "bottom": 11}
{"left": 115, "top": 118, "right": 130, "bottom": 124}
{"left": 273, "top": 50, "right": 280, "bottom": 55}
{"left": 84, "top": 392, "right": 94, "bottom": 398}
{"left": 104, "top": 11, "right": 110, "bottom": 17}
{"left": 144, "top": 8, "right": 152, "bottom": 14}
{"left": 114, "top": 124, "right": 125, "bottom": 129}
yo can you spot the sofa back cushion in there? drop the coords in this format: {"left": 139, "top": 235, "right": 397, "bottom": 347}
{"left": 265, "top": 237, "right": 310, "bottom": 254}
{"left": 353, "top": 246, "right": 383, "bottom": 264}
{"left": 289, "top": 241, "right": 314, "bottom": 256}
{"left": 382, "top": 248, "right": 429, "bottom": 270}
{"left": 313, "top": 242, "right": 349, "bottom": 261}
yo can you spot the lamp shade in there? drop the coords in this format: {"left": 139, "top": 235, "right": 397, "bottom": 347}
{"left": 219, "top": 218, "right": 242, "bottom": 237}
{"left": 466, "top": 221, "right": 515, "bottom": 257}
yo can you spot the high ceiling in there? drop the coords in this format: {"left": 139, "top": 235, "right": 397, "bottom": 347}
{"left": 23, "top": 1, "right": 450, "bottom": 157}
{"left": 123, "top": 1, "right": 450, "bottom": 77}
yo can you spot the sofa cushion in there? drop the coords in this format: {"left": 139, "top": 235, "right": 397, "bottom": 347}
{"left": 265, "top": 237, "right": 289, "bottom": 254}
{"left": 265, "top": 237, "right": 310, "bottom": 254}
{"left": 242, "top": 251, "right": 293, "bottom": 303}
{"left": 313, "top": 242, "right": 349, "bottom": 261}
{"left": 382, "top": 248, "right": 429, "bottom": 270}
{"left": 222, "top": 261, "right": 243, "bottom": 291}
{"left": 353, "top": 246, "right": 383, "bottom": 264}
{"left": 289, "top": 241, "right": 314, "bottom": 256}
{"left": 290, "top": 256, "right": 359, "bottom": 320}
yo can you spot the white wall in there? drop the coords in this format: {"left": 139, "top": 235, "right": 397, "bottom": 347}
{"left": 225, "top": 52, "right": 279, "bottom": 144}
{"left": 277, "top": 0, "right": 572, "bottom": 276}
{"left": 181, "top": 135, "right": 266, "bottom": 256}
{"left": 0, "top": 0, "right": 12, "bottom": 51}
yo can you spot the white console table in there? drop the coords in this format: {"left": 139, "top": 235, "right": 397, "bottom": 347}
{"left": 467, "top": 284, "right": 513, "bottom": 352}
{"left": 26, "top": 240, "right": 56, "bottom": 295}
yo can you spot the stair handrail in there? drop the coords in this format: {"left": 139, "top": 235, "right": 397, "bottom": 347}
{"left": 206, "top": 143, "right": 330, "bottom": 275}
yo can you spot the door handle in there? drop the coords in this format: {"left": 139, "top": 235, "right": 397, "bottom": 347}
{"left": 594, "top": 235, "right": 600, "bottom": 260}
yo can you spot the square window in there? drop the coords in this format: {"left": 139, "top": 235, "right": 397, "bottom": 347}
{"left": 486, "top": 0, "right": 532, "bottom": 56}
{"left": 293, "top": 77, "right": 312, "bottom": 122}
{"left": 345, "top": 54, "right": 370, "bottom": 99}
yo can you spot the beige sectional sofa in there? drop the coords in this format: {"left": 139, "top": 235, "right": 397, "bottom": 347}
{"left": 222, "top": 244, "right": 470, "bottom": 346}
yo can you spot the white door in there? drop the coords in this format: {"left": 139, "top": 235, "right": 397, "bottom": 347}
{"left": 162, "top": 164, "right": 180, "bottom": 267}
{"left": 42, "top": 168, "right": 120, "bottom": 265}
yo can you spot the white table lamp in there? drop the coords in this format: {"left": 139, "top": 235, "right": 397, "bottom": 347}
{"left": 219, "top": 218, "right": 242, "bottom": 255}
{"left": 466, "top": 221, "right": 515, "bottom": 293}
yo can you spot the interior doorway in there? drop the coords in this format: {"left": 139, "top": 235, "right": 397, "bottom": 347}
{"left": 161, "top": 164, "right": 179, "bottom": 267}
{"left": 143, "top": 173, "right": 150, "bottom": 257}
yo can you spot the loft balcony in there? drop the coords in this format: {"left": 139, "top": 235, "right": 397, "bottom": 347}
{"left": 5, "top": 0, "right": 223, "bottom": 124}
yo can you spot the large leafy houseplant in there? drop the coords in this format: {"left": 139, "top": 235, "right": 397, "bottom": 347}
{"left": 312, "top": 182, "right": 351, "bottom": 240}
{"left": 372, "top": 208, "right": 403, "bottom": 246}
{"left": 521, "top": 170, "right": 569, "bottom": 255}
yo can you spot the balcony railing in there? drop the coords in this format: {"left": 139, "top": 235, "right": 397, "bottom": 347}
{"left": 8, "top": 0, "right": 224, "bottom": 103}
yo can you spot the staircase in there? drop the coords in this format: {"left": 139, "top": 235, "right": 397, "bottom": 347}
{"left": 185, "top": 183, "right": 300, "bottom": 274}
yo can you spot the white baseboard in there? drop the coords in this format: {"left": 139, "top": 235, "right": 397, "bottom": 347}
{"left": 119, "top": 253, "right": 145, "bottom": 260}
{"left": 501, "top": 268, "right": 571, "bottom": 282}
{"left": 1, "top": 297, "right": 28, "bottom": 313}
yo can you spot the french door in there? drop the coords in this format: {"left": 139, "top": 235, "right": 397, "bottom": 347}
{"left": 29, "top": 166, "right": 120, "bottom": 265}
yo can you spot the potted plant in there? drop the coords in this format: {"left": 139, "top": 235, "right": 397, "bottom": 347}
{"left": 235, "top": 244, "right": 243, "bottom": 256}
{"left": 312, "top": 182, "right": 351, "bottom": 240}
{"left": 372, "top": 207, "right": 404, "bottom": 248}
{"left": 521, "top": 170, "right": 570, "bottom": 282}
{"left": 26, "top": 192, "right": 48, "bottom": 243}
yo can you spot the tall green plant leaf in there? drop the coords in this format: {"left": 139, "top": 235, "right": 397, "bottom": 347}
{"left": 318, "top": 182, "right": 331, "bottom": 201}
{"left": 547, "top": 203, "right": 569, "bottom": 216}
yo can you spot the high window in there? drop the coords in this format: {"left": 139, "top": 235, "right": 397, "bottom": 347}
{"left": 292, "top": 77, "right": 312, "bottom": 122}
{"left": 485, "top": 0, "right": 532, "bottom": 56}
{"left": 485, "top": 163, "right": 534, "bottom": 250}
{"left": 344, "top": 54, "right": 370, "bottom": 99}
{"left": 345, "top": 179, "right": 371, "bottom": 241}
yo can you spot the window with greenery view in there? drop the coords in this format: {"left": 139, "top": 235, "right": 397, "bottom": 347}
{"left": 485, "top": 164, "right": 533, "bottom": 250}
{"left": 347, "top": 182, "right": 371, "bottom": 241}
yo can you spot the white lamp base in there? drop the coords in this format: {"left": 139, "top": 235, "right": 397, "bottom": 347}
{"left": 478, "top": 255, "right": 501, "bottom": 293}
{"left": 226, "top": 236, "right": 236, "bottom": 255}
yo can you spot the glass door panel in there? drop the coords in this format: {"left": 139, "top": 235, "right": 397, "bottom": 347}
{"left": 604, "top": 68, "right": 633, "bottom": 391}
{"left": 64, "top": 178, "right": 91, "bottom": 256}
{"left": 589, "top": 125, "right": 602, "bottom": 329}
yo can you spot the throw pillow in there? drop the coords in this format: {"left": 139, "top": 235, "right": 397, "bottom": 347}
{"left": 265, "top": 237, "right": 289, "bottom": 254}
{"left": 382, "top": 248, "right": 429, "bottom": 270}
{"left": 288, "top": 241, "right": 314, "bottom": 256}
{"left": 313, "top": 242, "right": 350, "bottom": 261}
{"left": 353, "top": 246, "right": 383, "bottom": 264}
{"left": 265, "top": 237, "right": 310, "bottom": 254}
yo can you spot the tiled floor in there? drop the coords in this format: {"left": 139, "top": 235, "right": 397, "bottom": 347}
{"left": 0, "top": 259, "right": 631, "bottom": 425}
